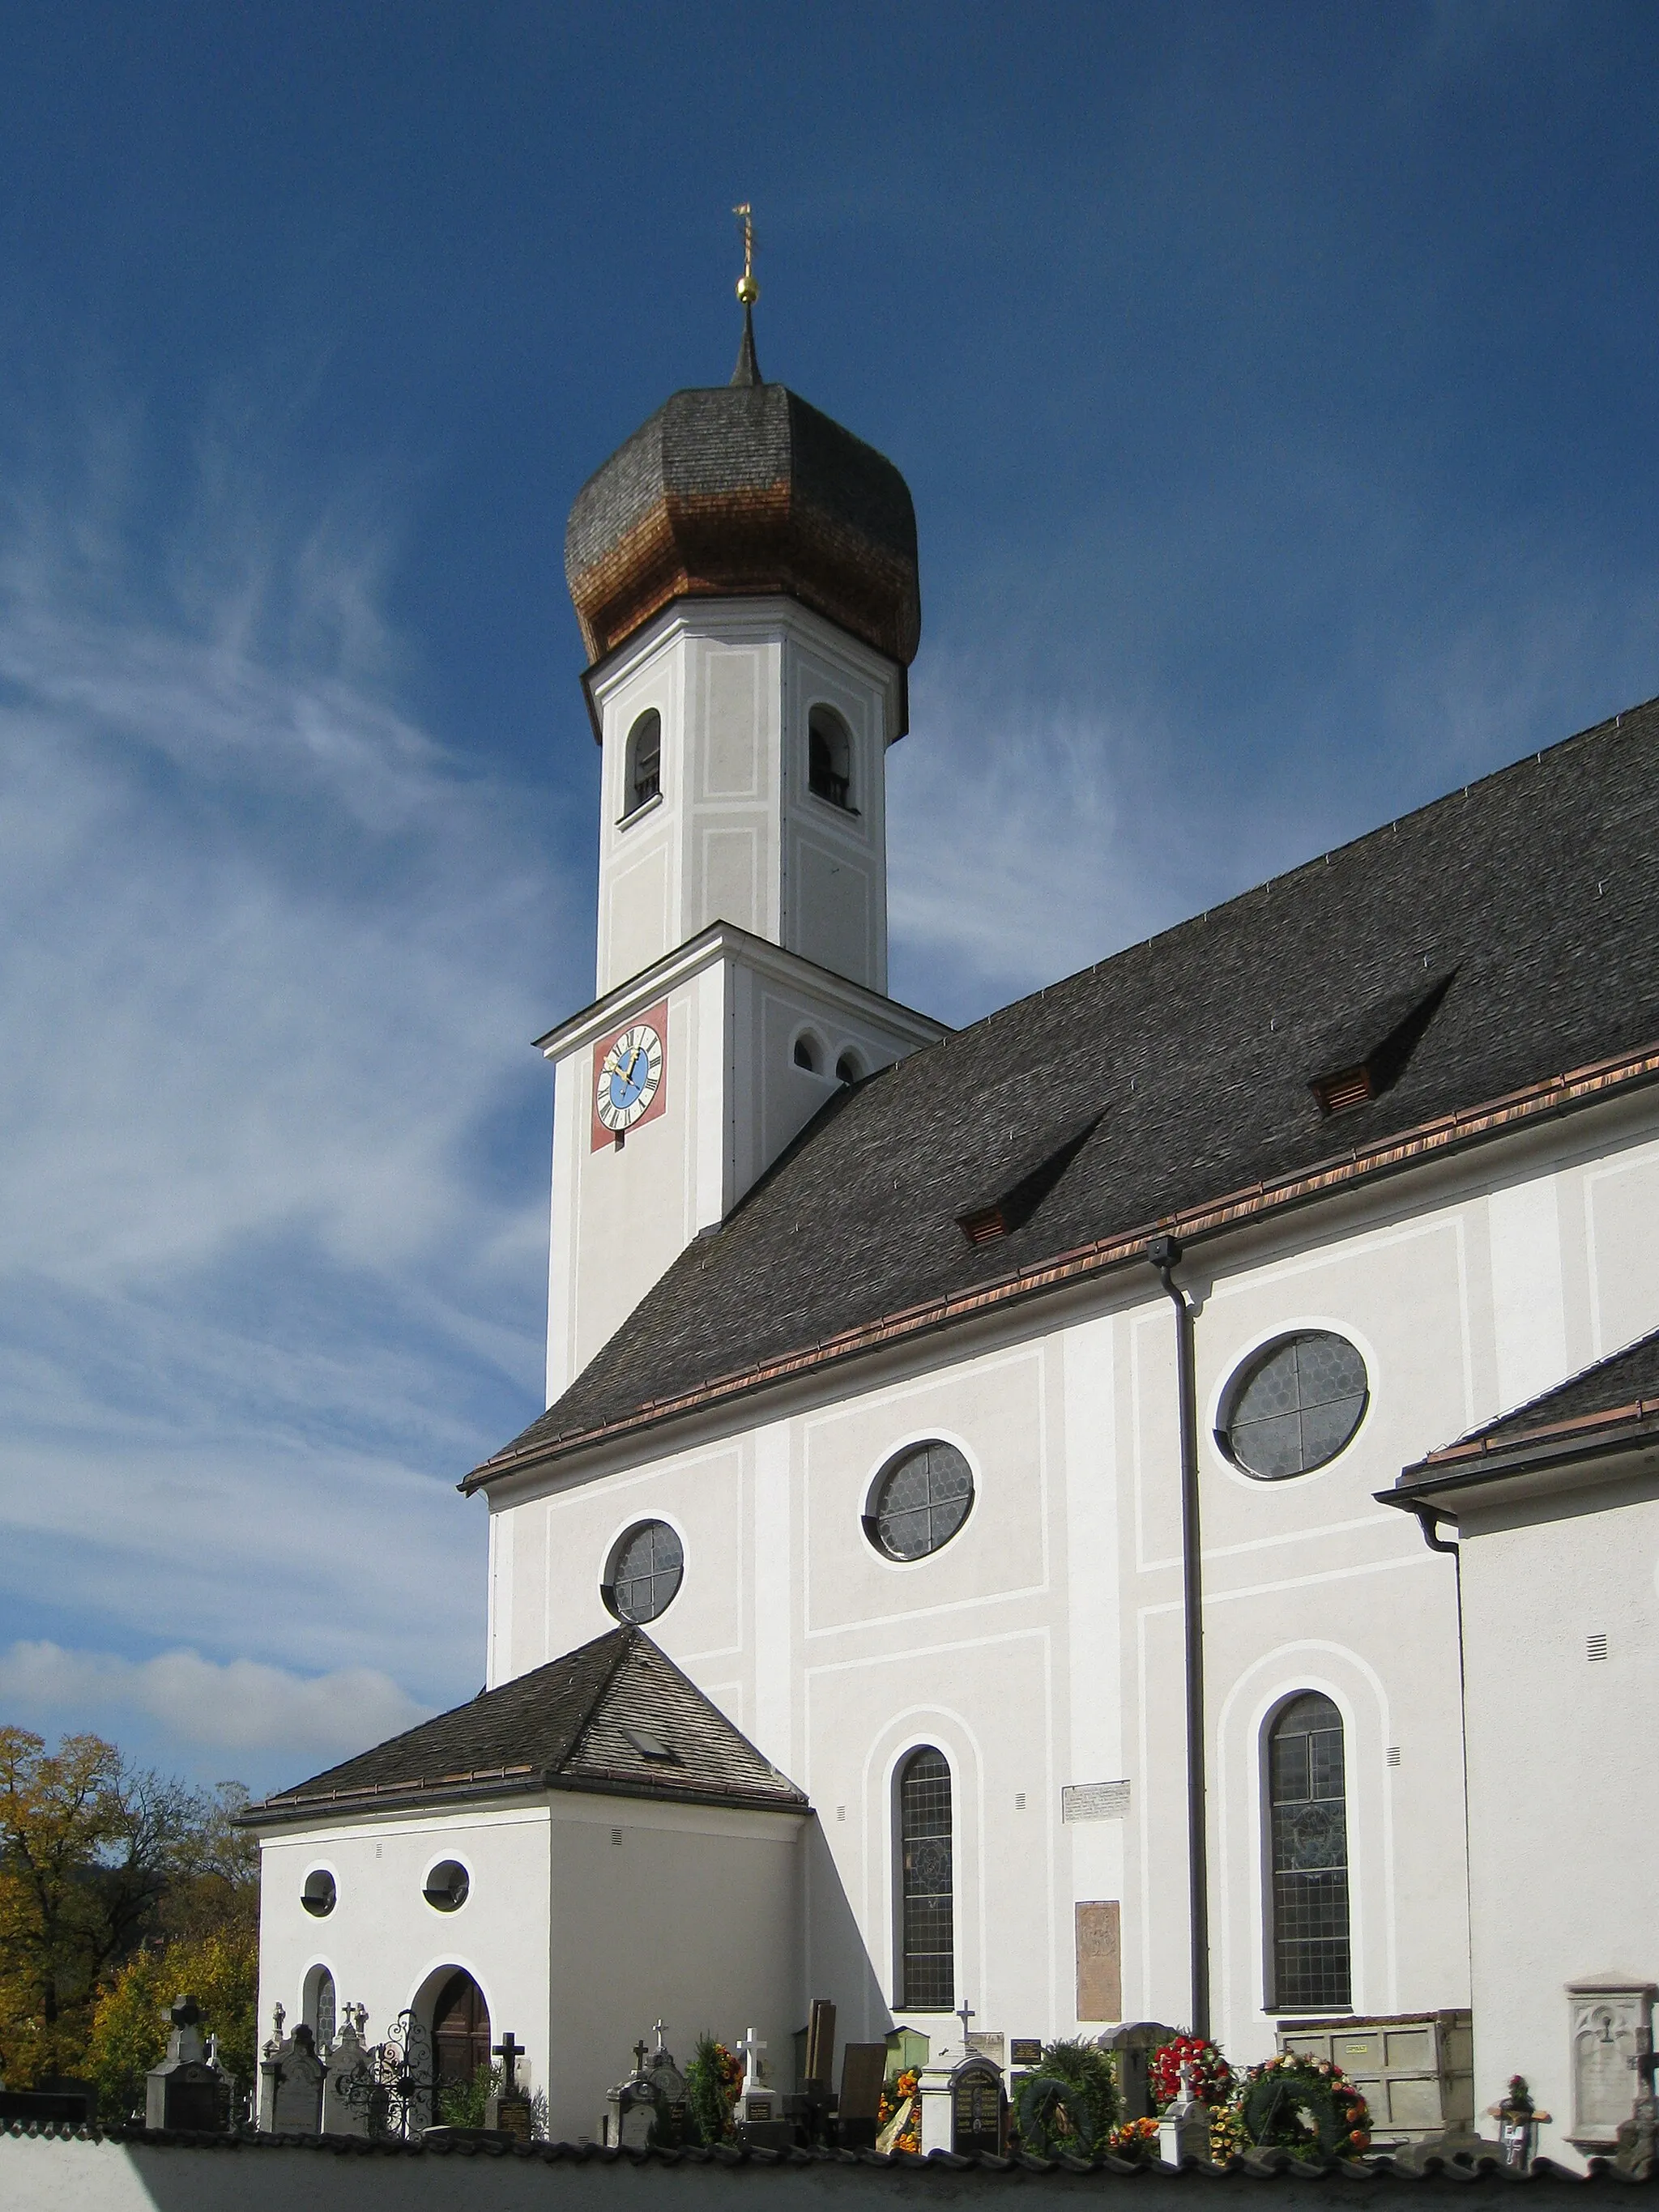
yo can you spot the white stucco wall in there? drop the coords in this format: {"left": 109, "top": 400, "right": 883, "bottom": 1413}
{"left": 493, "top": 1099, "right": 1659, "bottom": 2077}
{"left": 1456, "top": 1451, "right": 1659, "bottom": 2172}
{"left": 590, "top": 600, "right": 902, "bottom": 1000}
{"left": 254, "top": 1795, "right": 804, "bottom": 2146}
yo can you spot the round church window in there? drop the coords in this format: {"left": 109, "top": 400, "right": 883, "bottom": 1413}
{"left": 423, "top": 1859, "right": 470, "bottom": 1912}
{"left": 602, "top": 1519, "right": 684, "bottom": 1623}
{"left": 1220, "top": 1332, "right": 1368, "bottom": 1480}
{"left": 301, "top": 1867, "right": 336, "bottom": 1917}
{"left": 865, "top": 1442, "right": 975, "bottom": 1560}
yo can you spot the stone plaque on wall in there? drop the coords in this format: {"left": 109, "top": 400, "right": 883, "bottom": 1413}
{"left": 1076, "top": 1900, "right": 1123, "bottom": 2022}
{"left": 1062, "top": 1781, "right": 1130, "bottom": 1822}
{"left": 967, "top": 2031, "right": 1005, "bottom": 2067}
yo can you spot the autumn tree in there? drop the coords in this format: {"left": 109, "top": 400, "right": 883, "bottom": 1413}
{"left": 0, "top": 1727, "right": 255, "bottom": 2086}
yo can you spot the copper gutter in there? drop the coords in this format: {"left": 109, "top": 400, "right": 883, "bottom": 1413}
{"left": 465, "top": 1036, "right": 1659, "bottom": 1492}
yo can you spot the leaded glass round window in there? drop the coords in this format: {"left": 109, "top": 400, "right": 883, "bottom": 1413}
{"left": 603, "top": 1520, "right": 684, "bottom": 1622}
{"left": 1221, "top": 1332, "right": 1368, "bottom": 1480}
{"left": 866, "top": 1442, "right": 974, "bottom": 1560}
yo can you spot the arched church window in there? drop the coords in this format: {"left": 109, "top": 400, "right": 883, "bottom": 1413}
{"left": 431, "top": 1969, "right": 492, "bottom": 2091}
{"left": 304, "top": 1965, "right": 336, "bottom": 2048}
{"left": 624, "top": 709, "right": 662, "bottom": 816}
{"left": 602, "top": 1519, "right": 684, "bottom": 1624}
{"left": 1220, "top": 1332, "right": 1367, "bottom": 1480}
{"left": 808, "top": 705, "right": 852, "bottom": 809}
{"left": 898, "top": 1747, "right": 954, "bottom": 2010}
{"left": 1266, "top": 1692, "right": 1351, "bottom": 2010}
{"left": 793, "top": 1033, "right": 820, "bottom": 1072}
{"left": 866, "top": 1442, "right": 974, "bottom": 1561}
{"left": 835, "top": 1050, "right": 864, "bottom": 1084}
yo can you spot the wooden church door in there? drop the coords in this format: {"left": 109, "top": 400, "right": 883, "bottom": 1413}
{"left": 431, "top": 1970, "right": 492, "bottom": 2086}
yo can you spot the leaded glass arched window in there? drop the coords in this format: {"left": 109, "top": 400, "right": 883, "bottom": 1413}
{"left": 898, "top": 1746, "right": 954, "bottom": 2010}
{"left": 1266, "top": 1692, "right": 1351, "bottom": 2010}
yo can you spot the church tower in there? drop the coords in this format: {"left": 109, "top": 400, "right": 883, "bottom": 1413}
{"left": 541, "top": 249, "right": 945, "bottom": 1403}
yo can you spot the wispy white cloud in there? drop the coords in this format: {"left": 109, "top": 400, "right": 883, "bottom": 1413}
{"left": 0, "top": 403, "right": 582, "bottom": 1781}
{"left": 0, "top": 1640, "right": 429, "bottom": 1761}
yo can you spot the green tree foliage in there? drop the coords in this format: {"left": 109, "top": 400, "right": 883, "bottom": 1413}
{"left": 87, "top": 1926, "right": 259, "bottom": 2120}
{"left": 436, "top": 2061, "right": 502, "bottom": 2129}
{"left": 0, "top": 1726, "right": 256, "bottom": 2089}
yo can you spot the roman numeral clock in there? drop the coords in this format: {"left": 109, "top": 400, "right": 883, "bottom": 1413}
{"left": 591, "top": 1000, "right": 669, "bottom": 1148}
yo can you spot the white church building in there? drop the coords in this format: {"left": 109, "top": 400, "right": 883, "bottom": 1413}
{"left": 246, "top": 298, "right": 1659, "bottom": 2163}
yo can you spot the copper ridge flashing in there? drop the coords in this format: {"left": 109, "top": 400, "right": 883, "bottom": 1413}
{"left": 464, "top": 1035, "right": 1659, "bottom": 1493}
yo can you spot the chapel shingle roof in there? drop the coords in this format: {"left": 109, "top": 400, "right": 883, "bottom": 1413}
{"left": 239, "top": 1626, "right": 808, "bottom": 1825}
{"left": 1392, "top": 1326, "right": 1659, "bottom": 1491}
{"left": 476, "top": 695, "right": 1659, "bottom": 1486}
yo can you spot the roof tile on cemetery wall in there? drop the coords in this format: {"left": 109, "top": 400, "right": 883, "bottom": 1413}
{"left": 238, "top": 1626, "right": 806, "bottom": 1822}
{"left": 477, "top": 695, "right": 1659, "bottom": 1483}
{"left": 11, "top": 2122, "right": 1652, "bottom": 2180}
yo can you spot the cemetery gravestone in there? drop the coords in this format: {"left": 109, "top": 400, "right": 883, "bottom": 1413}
{"left": 599, "top": 2039, "right": 656, "bottom": 2150}
{"left": 919, "top": 2047, "right": 1005, "bottom": 2156}
{"left": 147, "top": 1995, "right": 227, "bottom": 2133}
{"left": 838, "top": 2044, "right": 888, "bottom": 2150}
{"left": 1099, "top": 2021, "right": 1179, "bottom": 2122}
{"left": 322, "top": 2013, "right": 382, "bottom": 2138}
{"left": 259, "top": 2018, "right": 326, "bottom": 2134}
{"left": 642, "top": 2026, "right": 688, "bottom": 2148}
{"left": 484, "top": 2030, "right": 535, "bottom": 2144}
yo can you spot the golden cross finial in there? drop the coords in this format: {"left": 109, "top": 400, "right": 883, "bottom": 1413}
{"left": 733, "top": 203, "right": 759, "bottom": 305}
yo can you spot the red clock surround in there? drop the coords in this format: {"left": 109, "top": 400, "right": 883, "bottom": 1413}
{"left": 590, "top": 999, "right": 670, "bottom": 1150}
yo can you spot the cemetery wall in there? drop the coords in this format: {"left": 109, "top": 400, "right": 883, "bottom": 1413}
{"left": 488, "top": 1093, "right": 1659, "bottom": 2073}
{"left": 3, "top": 2131, "right": 1653, "bottom": 2212}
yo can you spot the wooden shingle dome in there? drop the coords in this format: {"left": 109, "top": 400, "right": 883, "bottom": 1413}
{"left": 565, "top": 331, "right": 921, "bottom": 672}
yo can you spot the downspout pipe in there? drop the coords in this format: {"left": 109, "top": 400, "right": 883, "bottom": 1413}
{"left": 1147, "top": 1233, "right": 1209, "bottom": 2041}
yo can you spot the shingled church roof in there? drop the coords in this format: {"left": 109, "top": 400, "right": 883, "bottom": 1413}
{"left": 471, "top": 695, "right": 1659, "bottom": 1490}
{"left": 239, "top": 1626, "right": 808, "bottom": 1826}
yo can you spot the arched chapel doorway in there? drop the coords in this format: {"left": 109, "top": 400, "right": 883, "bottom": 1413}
{"left": 431, "top": 1969, "right": 492, "bottom": 2088}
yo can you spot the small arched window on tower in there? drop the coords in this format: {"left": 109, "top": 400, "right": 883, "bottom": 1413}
{"left": 808, "top": 705, "right": 853, "bottom": 810}
{"left": 624, "top": 709, "right": 662, "bottom": 817}
{"left": 898, "top": 1746, "right": 954, "bottom": 2010}
{"left": 792, "top": 1033, "right": 821, "bottom": 1073}
{"left": 1265, "top": 1693, "right": 1351, "bottom": 2010}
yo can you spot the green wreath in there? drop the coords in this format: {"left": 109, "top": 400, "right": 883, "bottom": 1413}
{"left": 1239, "top": 2057, "right": 1364, "bottom": 2159}
{"left": 1015, "top": 2041, "right": 1120, "bottom": 2159}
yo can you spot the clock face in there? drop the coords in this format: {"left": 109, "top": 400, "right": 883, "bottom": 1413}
{"left": 595, "top": 1021, "right": 664, "bottom": 1133}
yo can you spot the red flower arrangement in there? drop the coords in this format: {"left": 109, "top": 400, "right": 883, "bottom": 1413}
{"left": 1149, "top": 2035, "right": 1235, "bottom": 2112}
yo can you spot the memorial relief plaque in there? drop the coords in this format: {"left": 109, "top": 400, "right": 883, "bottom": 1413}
{"left": 1075, "top": 1899, "right": 1123, "bottom": 2023}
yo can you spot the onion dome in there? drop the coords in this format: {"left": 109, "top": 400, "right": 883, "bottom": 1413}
{"left": 565, "top": 313, "right": 921, "bottom": 672}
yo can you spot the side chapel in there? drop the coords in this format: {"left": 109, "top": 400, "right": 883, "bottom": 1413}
{"left": 245, "top": 274, "right": 1659, "bottom": 2162}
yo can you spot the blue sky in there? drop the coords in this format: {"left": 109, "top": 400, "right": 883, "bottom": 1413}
{"left": 2, "top": 2, "right": 1657, "bottom": 1792}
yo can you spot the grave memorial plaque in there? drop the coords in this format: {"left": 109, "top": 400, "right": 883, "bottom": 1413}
{"left": 1010, "top": 2039, "right": 1043, "bottom": 2068}
{"left": 1569, "top": 1984, "right": 1658, "bottom": 2148}
{"left": 260, "top": 2019, "right": 326, "bottom": 2135}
